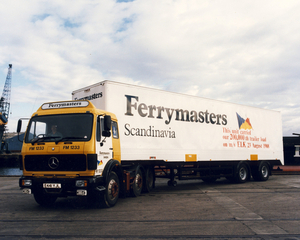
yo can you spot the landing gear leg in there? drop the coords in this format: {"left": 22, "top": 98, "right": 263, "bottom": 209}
{"left": 167, "top": 167, "right": 177, "bottom": 187}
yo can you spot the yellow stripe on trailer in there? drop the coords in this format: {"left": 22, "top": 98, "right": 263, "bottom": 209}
{"left": 250, "top": 154, "right": 258, "bottom": 161}
{"left": 185, "top": 154, "right": 197, "bottom": 162}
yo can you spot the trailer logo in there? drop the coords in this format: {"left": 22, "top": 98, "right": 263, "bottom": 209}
{"left": 74, "top": 92, "right": 102, "bottom": 101}
{"left": 125, "top": 95, "right": 227, "bottom": 126}
{"left": 236, "top": 113, "right": 252, "bottom": 130}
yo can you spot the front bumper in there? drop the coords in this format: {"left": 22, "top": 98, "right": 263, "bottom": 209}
{"left": 19, "top": 176, "right": 105, "bottom": 197}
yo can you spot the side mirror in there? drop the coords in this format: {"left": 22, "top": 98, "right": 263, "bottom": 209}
{"left": 102, "top": 131, "right": 111, "bottom": 138}
{"left": 17, "top": 119, "right": 23, "bottom": 143}
{"left": 102, "top": 115, "right": 111, "bottom": 138}
{"left": 16, "top": 118, "right": 30, "bottom": 142}
{"left": 17, "top": 119, "right": 22, "bottom": 133}
{"left": 103, "top": 115, "right": 111, "bottom": 131}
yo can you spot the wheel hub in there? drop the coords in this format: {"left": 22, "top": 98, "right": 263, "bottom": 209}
{"left": 261, "top": 166, "right": 268, "bottom": 178}
{"left": 239, "top": 167, "right": 247, "bottom": 181}
{"left": 135, "top": 174, "right": 143, "bottom": 189}
{"left": 108, "top": 180, "right": 119, "bottom": 199}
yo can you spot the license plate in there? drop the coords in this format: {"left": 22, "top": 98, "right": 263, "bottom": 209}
{"left": 43, "top": 183, "right": 61, "bottom": 189}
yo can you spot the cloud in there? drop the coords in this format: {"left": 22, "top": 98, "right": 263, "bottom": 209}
{"left": 0, "top": 0, "right": 300, "bottom": 135}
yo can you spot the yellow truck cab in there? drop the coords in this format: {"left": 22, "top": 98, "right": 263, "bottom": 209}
{"left": 18, "top": 100, "right": 122, "bottom": 207}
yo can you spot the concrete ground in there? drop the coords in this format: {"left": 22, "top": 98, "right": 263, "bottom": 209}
{"left": 0, "top": 175, "right": 300, "bottom": 239}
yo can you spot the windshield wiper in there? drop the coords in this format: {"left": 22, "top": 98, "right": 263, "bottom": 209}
{"left": 55, "top": 136, "right": 86, "bottom": 144}
{"left": 31, "top": 135, "right": 61, "bottom": 145}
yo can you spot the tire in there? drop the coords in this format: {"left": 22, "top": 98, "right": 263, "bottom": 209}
{"left": 143, "top": 167, "right": 154, "bottom": 193}
{"left": 103, "top": 171, "right": 120, "bottom": 208}
{"left": 34, "top": 192, "right": 57, "bottom": 207}
{"left": 253, "top": 162, "right": 270, "bottom": 181}
{"left": 131, "top": 168, "right": 143, "bottom": 197}
{"left": 235, "top": 163, "right": 249, "bottom": 183}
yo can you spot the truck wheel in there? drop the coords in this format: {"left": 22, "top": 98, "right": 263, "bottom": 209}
{"left": 235, "top": 163, "right": 249, "bottom": 183}
{"left": 131, "top": 168, "right": 143, "bottom": 197}
{"left": 34, "top": 192, "right": 57, "bottom": 207}
{"left": 103, "top": 171, "right": 120, "bottom": 208}
{"left": 253, "top": 162, "right": 270, "bottom": 181}
{"left": 143, "top": 167, "right": 154, "bottom": 193}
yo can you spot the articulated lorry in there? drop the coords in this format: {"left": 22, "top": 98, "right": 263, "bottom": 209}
{"left": 18, "top": 81, "right": 284, "bottom": 207}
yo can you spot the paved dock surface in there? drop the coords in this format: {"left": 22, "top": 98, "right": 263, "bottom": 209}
{"left": 0, "top": 175, "right": 300, "bottom": 239}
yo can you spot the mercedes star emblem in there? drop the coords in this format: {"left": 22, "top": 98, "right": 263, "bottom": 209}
{"left": 48, "top": 157, "right": 59, "bottom": 169}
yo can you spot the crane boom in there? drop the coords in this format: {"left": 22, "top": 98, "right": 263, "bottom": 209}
{"left": 0, "top": 64, "right": 12, "bottom": 124}
{"left": 0, "top": 64, "right": 12, "bottom": 153}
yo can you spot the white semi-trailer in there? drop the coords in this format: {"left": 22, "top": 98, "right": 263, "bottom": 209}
{"left": 18, "top": 80, "right": 283, "bottom": 207}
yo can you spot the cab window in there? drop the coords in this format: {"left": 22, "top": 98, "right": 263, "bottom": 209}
{"left": 112, "top": 121, "right": 119, "bottom": 139}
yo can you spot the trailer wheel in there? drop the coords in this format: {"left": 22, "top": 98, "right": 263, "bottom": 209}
{"left": 253, "top": 162, "right": 270, "bottom": 181}
{"left": 103, "top": 171, "right": 120, "bottom": 207}
{"left": 143, "top": 167, "right": 154, "bottom": 193}
{"left": 131, "top": 168, "right": 143, "bottom": 197}
{"left": 34, "top": 192, "right": 57, "bottom": 207}
{"left": 235, "top": 163, "right": 249, "bottom": 183}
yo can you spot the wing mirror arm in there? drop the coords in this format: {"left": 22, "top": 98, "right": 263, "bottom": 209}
{"left": 17, "top": 118, "right": 29, "bottom": 142}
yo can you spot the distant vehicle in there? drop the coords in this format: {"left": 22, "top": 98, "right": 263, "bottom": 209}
{"left": 18, "top": 81, "right": 283, "bottom": 207}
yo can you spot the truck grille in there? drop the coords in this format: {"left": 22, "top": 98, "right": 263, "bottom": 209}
{"left": 24, "top": 155, "right": 87, "bottom": 171}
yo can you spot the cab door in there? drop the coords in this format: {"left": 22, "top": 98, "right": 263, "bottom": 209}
{"left": 95, "top": 115, "right": 113, "bottom": 176}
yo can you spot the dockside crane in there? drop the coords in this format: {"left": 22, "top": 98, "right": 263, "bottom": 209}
{"left": 0, "top": 64, "right": 12, "bottom": 153}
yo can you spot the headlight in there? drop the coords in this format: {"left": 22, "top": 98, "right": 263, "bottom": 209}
{"left": 22, "top": 179, "right": 32, "bottom": 187}
{"left": 75, "top": 180, "right": 87, "bottom": 187}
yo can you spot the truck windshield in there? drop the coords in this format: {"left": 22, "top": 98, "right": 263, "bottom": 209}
{"left": 25, "top": 113, "right": 94, "bottom": 143}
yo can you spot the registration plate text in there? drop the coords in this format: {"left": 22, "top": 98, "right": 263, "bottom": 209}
{"left": 43, "top": 183, "right": 61, "bottom": 188}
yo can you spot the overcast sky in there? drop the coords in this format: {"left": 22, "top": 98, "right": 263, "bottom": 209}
{"left": 0, "top": 0, "right": 299, "bottom": 136}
